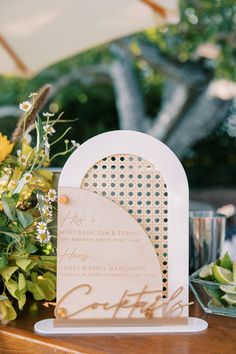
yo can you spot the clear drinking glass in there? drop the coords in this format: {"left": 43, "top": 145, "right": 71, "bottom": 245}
{"left": 189, "top": 211, "right": 226, "bottom": 273}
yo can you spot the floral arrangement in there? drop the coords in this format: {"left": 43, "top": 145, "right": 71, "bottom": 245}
{"left": 0, "top": 85, "right": 78, "bottom": 323}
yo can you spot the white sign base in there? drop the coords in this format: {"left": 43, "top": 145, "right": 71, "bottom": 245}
{"left": 34, "top": 317, "right": 208, "bottom": 335}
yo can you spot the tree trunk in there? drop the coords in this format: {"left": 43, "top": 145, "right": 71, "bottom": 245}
{"left": 109, "top": 44, "right": 148, "bottom": 131}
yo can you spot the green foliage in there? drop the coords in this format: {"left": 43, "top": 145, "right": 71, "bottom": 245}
{"left": 0, "top": 0, "right": 235, "bottom": 187}
{"left": 144, "top": 0, "right": 236, "bottom": 80}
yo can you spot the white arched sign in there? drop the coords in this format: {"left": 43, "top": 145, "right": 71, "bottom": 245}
{"left": 35, "top": 130, "right": 207, "bottom": 334}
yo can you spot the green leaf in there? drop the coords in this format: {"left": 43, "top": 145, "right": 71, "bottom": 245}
{"left": 0, "top": 227, "right": 21, "bottom": 243}
{"left": 44, "top": 271, "right": 56, "bottom": 283}
{"left": 36, "top": 260, "right": 56, "bottom": 272}
{"left": 0, "top": 294, "right": 17, "bottom": 321}
{"left": 26, "top": 280, "right": 45, "bottom": 300}
{"left": 24, "top": 239, "right": 38, "bottom": 254}
{"left": 35, "top": 117, "right": 44, "bottom": 153}
{"left": 0, "top": 254, "right": 8, "bottom": 270}
{"left": 18, "top": 293, "right": 26, "bottom": 310}
{"left": 1, "top": 192, "right": 16, "bottom": 221}
{"left": 18, "top": 273, "right": 26, "bottom": 292}
{"left": 40, "top": 256, "right": 57, "bottom": 262}
{"left": 5, "top": 279, "right": 18, "bottom": 299}
{"left": 12, "top": 193, "right": 20, "bottom": 204}
{"left": 16, "top": 210, "right": 33, "bottom": 228}
{"left": 37, "top": 276, "right": 56, "bottom": 301}
{"left": 0, "top": 212, "right": 9, "bottom": 227}
{"left": 0, "top": 266, "right": 18, "bottom": 281}
{"left": 16, "top": 258, "right": 37, "bottom": 272}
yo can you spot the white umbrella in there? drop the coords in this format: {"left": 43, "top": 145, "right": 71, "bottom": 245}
{"left": 0, "top": 0, "right": 179, "bottom": 77}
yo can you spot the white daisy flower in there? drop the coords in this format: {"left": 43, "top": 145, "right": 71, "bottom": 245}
{"left": 19, "top": 101, "right": 32, "bottom": 112}
{"left": 43, "top": 112, "right": 54, "bottom": 118}
{"left": 29, "top": 92, "right": 38, "bottom": 98}
{"left": 43, "top": 124, "right": 55, "bottom": 136}
{"left": 47, "top": 188, "right": 57, "bottom": 202}
{"left": 36, "top": 221, "right": 47, "bottom": 234}
{"left": 71, "top": 140, "right": 80, "bottom": 148}
{"left": 23, "top": 172, "right": 32, "bottom": 183}
{"left": 36, "top": 230, "right": 51, "bottom": 244}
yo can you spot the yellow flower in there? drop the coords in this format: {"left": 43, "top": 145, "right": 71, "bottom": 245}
{"left": 0, "top": 133, "right": 14, "bottom": 163}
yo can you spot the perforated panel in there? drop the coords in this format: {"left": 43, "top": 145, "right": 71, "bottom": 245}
{"left": 81, "top": 154, "right": 168, "bottom": 297}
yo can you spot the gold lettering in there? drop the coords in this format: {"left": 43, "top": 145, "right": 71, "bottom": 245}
{"left": 55, "top": 284, "right": 191, "bottom": 320}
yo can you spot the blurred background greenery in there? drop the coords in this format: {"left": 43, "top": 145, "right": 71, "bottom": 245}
{"left": 0, "top": 0, "right": 235, "bottom": 188}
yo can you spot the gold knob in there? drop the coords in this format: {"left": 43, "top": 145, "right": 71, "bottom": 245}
{"left": 144, "top": 308, "right": 153, "bottom": 319}
{"left": 57, "top": 307, "right": 67, "bottom": 318}
{"left": 59, "top": 195, "right": 69, "bottom": 205}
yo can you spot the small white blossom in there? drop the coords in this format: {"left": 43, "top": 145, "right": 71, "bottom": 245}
{"left": 44, "top": 138, "right": 50, "bottom": 149}
{"left": 19, "top": 101, "right": 32, "bottom": 112}
{"left": 44, "top": 137, "right": 50, "bottom": 156}
{"left": 24, "top": 133, "right": 32, "bottom": 144}
{"left": 47, "top": 188, "right": 57, "bottom": 202}
{"left": 16, "top": 149, "right": 21, "bottom": 157}
{"left": 43, "top": 124, "right": 55, "bottom": 136}
{"left": 23, "top": 172, "right": 32, "bottom": 183}
{"left": 43, "top": 112, "right": 54, "bottom": 118}
{"left": 71, "top": 140, "right": 80, "bottom": 148}
{"left": 36, "top": 221, "right": 47, "bottom": 234}
{"left": 29, "top": 92, "right": 38, "bottom": 98}
{"left": 42, "top": 206, "right": 53, "bottom": 219}
{"left": 19, "top": 155, "right": 27, "bottom": 167}
{"left": 3, "top": 167, "right": 11, "bottom": 174}
{"left": 37, "top": 230, "right": 51, "bottom": 244}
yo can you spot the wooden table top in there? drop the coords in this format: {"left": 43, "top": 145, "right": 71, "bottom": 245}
{"left": 0, "top": 296, "right": 235, "bottom": 354}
